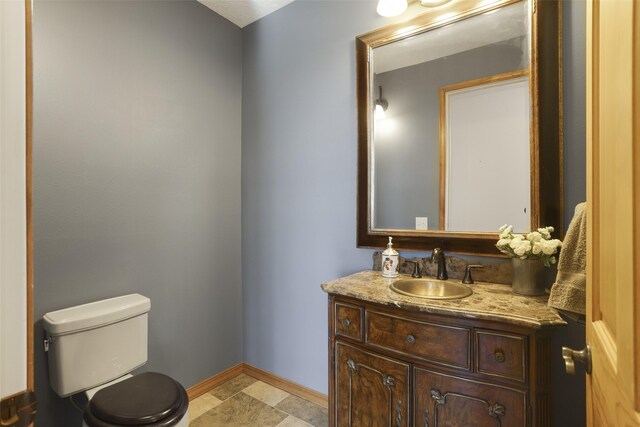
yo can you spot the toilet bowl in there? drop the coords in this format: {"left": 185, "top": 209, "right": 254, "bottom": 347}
{"left": 43, "top": 294, "right": 189, "bottom": 426}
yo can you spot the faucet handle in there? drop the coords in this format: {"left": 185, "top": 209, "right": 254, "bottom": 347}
{"left": 462, "top": 265, "right": 484, "bottom": 284}
{"left": 405, "top": 260, "right": 422, "bottom": 278}
{"left": 429, "top": 248, "right": 441, "bottom": 263}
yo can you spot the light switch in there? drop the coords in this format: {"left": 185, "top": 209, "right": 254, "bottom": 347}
{"left": 416, "top": 217, "right": 428, "bottom": 230}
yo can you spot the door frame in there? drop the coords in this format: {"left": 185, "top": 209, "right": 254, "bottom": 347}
{"left": 26, "top": 0, "right": 34, "bottom": 394}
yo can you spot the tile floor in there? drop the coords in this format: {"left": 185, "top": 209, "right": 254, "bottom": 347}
{"left": 189, "top": 374, "right": 328, "bottom": 427}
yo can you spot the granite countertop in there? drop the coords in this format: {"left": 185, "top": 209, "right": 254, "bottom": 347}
{"left": 321, "top": 270, "right": 566, "bottom": 329}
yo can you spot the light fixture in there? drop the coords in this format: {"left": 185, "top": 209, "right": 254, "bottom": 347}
{"left": 376, "top": 0, "right": 407, "bottom": 17}
{"left": 420, "top": 0, "right": 452, "bottom": 6}
{"left": 374, "top": 86, "right": 388, "bottom": 119}
{"left": 376, "top": 0, "right": 452, "bottom": 17}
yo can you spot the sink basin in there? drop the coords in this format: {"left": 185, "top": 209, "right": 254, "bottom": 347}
{"left": 390, "top": 278, "right": 473, "bottom": 300}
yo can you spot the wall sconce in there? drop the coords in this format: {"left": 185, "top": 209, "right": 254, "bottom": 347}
{"left": 375, "top": 86, "right": 388, "bottom": 120}
{"left": 376, "top": 0, "right": 452, "bottom": 17}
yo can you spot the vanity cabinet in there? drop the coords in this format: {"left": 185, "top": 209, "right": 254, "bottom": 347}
{"left": 328, "top": 295, "right": 554, "bottom": 427}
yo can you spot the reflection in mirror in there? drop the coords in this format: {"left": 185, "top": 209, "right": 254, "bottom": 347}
{"left": 371, "top": 2, "right": 530, "bottom": 232}
{"left": 442, "top": 71, "right": 530, "bottom": 232}
{"left": 356, "top": 0, "right": 562, "bottom": 254}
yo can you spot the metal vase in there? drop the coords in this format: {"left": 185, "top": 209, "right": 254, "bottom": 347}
{"left": 511, "top": 258, "right": 546, "bottom": 296}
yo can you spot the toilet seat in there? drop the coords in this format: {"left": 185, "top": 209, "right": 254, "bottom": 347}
{"left": 83, "top": 372, "right": 189, "bottom": 427}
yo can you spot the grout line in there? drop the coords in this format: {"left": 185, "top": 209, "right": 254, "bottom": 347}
{"left": 276, "top": 415, "right": 314, "bottom": 427}
{"left": 190, "top": 376, "right": 325, "bottom": 427}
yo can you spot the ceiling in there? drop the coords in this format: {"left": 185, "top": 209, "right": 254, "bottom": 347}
{"left": 197, "top": 0, "right": 296, "bottom": 28}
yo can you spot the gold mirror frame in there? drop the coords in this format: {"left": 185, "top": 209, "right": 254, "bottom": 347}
{"left": 356, "top": 0, "right": 562, "bottom": 255}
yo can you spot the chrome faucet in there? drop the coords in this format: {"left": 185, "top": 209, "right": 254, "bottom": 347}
{"left": 430, "top": 248, "right": 448, "bottom": 280}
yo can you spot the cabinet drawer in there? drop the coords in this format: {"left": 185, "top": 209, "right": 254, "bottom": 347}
{"left": 365, "top": 311, "right": 471, "bottom": 370}
{"left": 335, "top": 303, "right": 363, "bottom": 341}
{"left": 476, "top": 330, "right": 526, "bottom": 382}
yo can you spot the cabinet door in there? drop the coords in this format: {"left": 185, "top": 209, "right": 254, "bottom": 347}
{"left": 335, "top": 342, "right": 410, "bottom": 427}
{"left": 414, "top": 368, "right": 526, "bottom": 427}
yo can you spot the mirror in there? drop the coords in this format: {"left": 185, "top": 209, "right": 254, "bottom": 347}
{"left": 356, "top": 0, "right": 562, "bottom": 255}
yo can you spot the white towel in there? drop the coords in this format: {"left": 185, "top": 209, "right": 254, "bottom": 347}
{"left": 548, "top": 202, "right": 587, "bottom": 315}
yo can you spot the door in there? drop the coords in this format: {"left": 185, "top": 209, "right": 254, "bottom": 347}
{"left": 414, "top": 367, "right": 526, "bottom": 427}
{"left": 586, "top": 0, "right": 640, "bottom": 425}
{"left": 335, "top": 342, "right": 410, "bottom": 427}
{"left": 0, "top": 0, "right": 35, "bottom": 425}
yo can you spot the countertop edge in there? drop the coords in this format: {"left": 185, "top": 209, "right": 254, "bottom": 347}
{"left": 321, "top": 271, "right": 567, "bottom": 329}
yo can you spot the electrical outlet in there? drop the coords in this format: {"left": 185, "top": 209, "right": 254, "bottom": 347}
{"left": 416, "top": 217, "right": 428, "bottom": 230}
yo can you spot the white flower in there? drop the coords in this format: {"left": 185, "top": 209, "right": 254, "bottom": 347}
{"left": 496, "top": 224, "right": 562, "bottom": 266}
{"left": 541, "top": 239, "right": 558, "bottom": 255}
{"left": 513, "top": 240, "right": 531, "bottom": 257}
{"left": 532, "top": 241, "right": 543, "bottom": 255}
{"left": 537, "top": 226, "right": 554, "bottom": 239}
{"left": 497, "top": 238, "right": 511, "bottom": 247}
{"left": 499, "top": 225, "right": 513, "bottom": 239}
{"left": 527, "top": 231, "right": 542, "bottom": 242}
{"left": 509, "top": 235, "right": 525, "bottom": 249}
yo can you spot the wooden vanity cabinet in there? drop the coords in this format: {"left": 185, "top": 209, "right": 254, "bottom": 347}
{"left": 328, "top": 295, "right": 553, "bottom": 427}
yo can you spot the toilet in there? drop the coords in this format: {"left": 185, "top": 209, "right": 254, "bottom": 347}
{"left": 43, "top": 294, "right": 189, "bottom": 426}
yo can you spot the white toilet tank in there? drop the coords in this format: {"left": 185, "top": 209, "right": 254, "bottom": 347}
{"left": 43, "top": 294, "right": 150, "bottom": 398}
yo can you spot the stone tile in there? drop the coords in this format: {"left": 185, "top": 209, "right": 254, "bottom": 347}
{"left": 242, "top": 381, "right": 290, "bottom": 407}
{"left": 209, "top": 374, "right": 258, "bottom": 400}
{"left": 190, "top": 392, "right": 288, "bottom": 427}
{"left": 188, "top": 392, "right": 223, "bottom": 421}
{"left": 276, "top": 415, "right": 313, "bottom": 427}
{"left": 275, "top": 395, "right": 328, "bottom": 427}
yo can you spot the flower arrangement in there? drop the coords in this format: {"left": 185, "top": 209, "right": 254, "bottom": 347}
{"left": 496, "top": 225, "right": 562, "bottom": 267}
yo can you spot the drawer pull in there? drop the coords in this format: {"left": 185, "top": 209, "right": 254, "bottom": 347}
{"left": 342, "top": 318, "right": 351, "bottom": 327}
{"left": 406, "top": 335, "right": 416, "bottom": 344}
{"left": 494, "top": 350, "right": 506, "bottom": 363}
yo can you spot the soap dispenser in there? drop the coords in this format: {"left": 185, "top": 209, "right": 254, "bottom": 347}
{"left": 382, "top": 236, "right": 399, "bottom": 278}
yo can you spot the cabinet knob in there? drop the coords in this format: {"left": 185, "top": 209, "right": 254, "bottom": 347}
{"left": 406, "top": 335, "right": 416, "bottom": 344}
{"left": 494, "top": 350, "right": 505, "bottom": 363}
{"left": 342, "top": 318, "right": 351, "bottom": 327}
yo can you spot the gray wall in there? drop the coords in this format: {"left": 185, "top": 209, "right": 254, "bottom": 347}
{"left": 33, "top": 1, "right": 243, "bottom": 424}
{"left": 374, "top": 40, "right": 525, "bottom": 229}
{"left": 241, "top": 0, "right": 381, "bottom": 393}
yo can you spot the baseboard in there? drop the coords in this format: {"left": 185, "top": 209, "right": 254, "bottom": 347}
{"left": 241, "top": 363, "right": 328, "bottom": 408}
{"left": 186, "top": 362, "right": 328, "bottom": 408}
{"left": 186, "top": 363, "right": 244, "bottom": 400}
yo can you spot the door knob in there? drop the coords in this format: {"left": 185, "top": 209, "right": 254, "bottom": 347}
{"left": 562, "top": 344, "right": 592, "bottom": 375}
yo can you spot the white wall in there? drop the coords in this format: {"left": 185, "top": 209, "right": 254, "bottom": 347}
{"left": 0, "top": 0, "right": 28, "bottom": 398}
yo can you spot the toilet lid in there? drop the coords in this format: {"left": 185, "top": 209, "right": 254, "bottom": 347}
{"left": 89, "top": 372, "right": 184, "bottom": 425}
